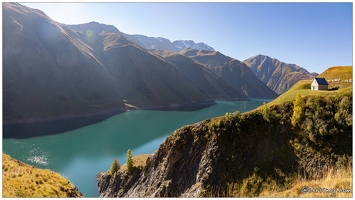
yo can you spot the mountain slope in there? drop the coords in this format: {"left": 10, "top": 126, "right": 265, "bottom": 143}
{"left": 3, "top": 3, "right": 214, "bottom": 137}
{"left": 244, "top": 55, "right": 317, "bottom": 94}
{"left": 180, "top": 49, "right": 279, "bottom": 99}
{"left": 3, "top": 3, "right": 127, "bottom": 124}
{"left": 68, "top": 23, "right": 214, "bottom": 109}
{"left": 151, "top": 49, "right": 246, "bottom": 100}
{"left": 3, "top": 153, "right": 82, "bottom": 197}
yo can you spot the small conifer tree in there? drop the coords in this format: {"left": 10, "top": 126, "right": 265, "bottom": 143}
{"left": 109, "top": 159, "right": 120, "bottom": 175}
{"left": 127, "top": 149, "right": 134, "bottom": 172}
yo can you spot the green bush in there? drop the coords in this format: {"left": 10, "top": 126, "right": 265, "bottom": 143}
{"left": 291, "top": 94, "right": 305, "bottom": 126}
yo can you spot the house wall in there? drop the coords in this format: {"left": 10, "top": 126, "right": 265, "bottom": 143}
{"left": 311, "top": 80, "right": 318, "bottom": 90}
{"left": 318, "top": 84, "right": 328, "bottom": 90}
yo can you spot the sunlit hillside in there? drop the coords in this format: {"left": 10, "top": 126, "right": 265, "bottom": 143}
{"left": 2, "top": 153, "right": 82, "bottom": 197}
{"left": 254, "top": 66, "right": 352, "bottom": 109}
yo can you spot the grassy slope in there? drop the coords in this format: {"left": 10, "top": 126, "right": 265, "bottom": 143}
{"left": 265, "top": 166, "right": 352, "bottom": 197}
{"left": 2, "top": 153, "right": 82, "bottom": 197}
{"left": 100, "top": 67, "right": 352, "bottom": 198}
{"left": 119, "top": 154, "right": 150, "bottom": 171}
{"left": 247, "top": 66, "right": 353, "bottom": 197}
{"left": 255, "top": 66, "right": 353, "bottom": 109}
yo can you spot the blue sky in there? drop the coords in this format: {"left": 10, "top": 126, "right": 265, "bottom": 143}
{"left": 21, "top": 2, "right": 352, "bottom": 73}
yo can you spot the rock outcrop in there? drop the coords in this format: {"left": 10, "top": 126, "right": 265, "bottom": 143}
{"left": 97, "top": 92, "right": 352, "bottom": 197}
{"left": 97, "top": 112, "right": 297, "bottom": 197}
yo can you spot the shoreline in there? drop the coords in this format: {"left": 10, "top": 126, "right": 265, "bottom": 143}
{"left": 3, "top": 100, "right": 221, "bottom": 139}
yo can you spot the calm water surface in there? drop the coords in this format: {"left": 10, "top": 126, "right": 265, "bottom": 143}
{"left": 3, "top": 100, "right": 270, "bottom": 197}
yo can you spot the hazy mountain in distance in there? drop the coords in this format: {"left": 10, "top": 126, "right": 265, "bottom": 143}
{"left": 244, "top": 55, "right": 318, "bottom": 94}
{"left": 180, "top": 49, "right": 279, "bottom": 99}
{"left": 3, "top": 3, "right": 214, "bottom": 133}
{"left": 172, "top": 40, "right": 214, "bottom": 51}
{"left": 122, "top": 33, "right": 215, "bottom": 52}
{"left": 150, "top": 49, "right": 246, "bottom": 100}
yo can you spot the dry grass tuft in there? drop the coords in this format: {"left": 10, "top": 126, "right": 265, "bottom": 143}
{"left": 2, "top": 153, "right": 82, "bottom": 197}
{"left": 262, "top": 164, "right": 352, "bottom": 198}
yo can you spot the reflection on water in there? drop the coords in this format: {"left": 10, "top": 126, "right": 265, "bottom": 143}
{"left": 3, "top": 100, "right": 270, "bottom": 197}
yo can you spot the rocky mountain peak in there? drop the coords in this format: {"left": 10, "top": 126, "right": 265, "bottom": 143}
{"left": 173, "top": 40, "right": 214, "bottom": 51}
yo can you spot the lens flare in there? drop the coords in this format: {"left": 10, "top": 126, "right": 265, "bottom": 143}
{"left": 85, "top": 29, "right": 97, "bottom": 44}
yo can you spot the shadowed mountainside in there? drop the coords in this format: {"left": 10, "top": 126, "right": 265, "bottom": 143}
{"left": 179, "top": 49, "right": 279, "bottom": 99}
{"left": 3, "top": 3, "right": 217, "bottom": 137}
{"left": 3, "top": 3, "right": 127, "bottom": 125}
{"left": 244, "top": 55, "right": 317, "bottom": 94}
{"left": 150, "top": 49, "right": 246, "bottom": 100}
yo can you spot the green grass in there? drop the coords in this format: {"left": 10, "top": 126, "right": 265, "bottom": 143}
{"left": 253, "top": 66, "right": 353, "bottom": 111}
{"left": 319, "top": 66, "right": 353, "bottom": 89}
{"left": 120, "top": 154, "right": 150, "bottom": 171}
{"left": 318, "top": 66, "right": 352, "bottom": 80}
{"left": 2, "top": 153, "right": 82, "bottom": 197}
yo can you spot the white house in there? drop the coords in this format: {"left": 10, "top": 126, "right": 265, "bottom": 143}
{"left": 311, "top": 77, "right": 329, "bottom": 90}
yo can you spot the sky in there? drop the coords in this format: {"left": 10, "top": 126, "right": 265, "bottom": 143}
{"left": 20, "top": 2, "right": 352, "bottom": 74}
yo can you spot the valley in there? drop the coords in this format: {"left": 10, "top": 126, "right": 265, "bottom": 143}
{"left": 2, "top": 2, "right": 352, "bottom": 198}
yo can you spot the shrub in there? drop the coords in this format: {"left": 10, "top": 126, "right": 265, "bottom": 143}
{"left": 291, "top": 94, "right": 305, "bottom": 126}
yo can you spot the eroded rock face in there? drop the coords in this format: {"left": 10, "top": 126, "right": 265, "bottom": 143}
{"left": 96, "top": 113, "right": 298, "bottom": 197}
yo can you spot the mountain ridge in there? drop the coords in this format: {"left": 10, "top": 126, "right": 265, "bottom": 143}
{"left": 150, "top": 49, "right": 246, "bottom": 100}
{"left": 3, "top": 2, "right": 219, "bottom": 138}
{"left": 244, "top": 54, "right": 317, "bottom": 94}
{"left": 121, "top": 33, "right": 214, "bottom": 52}
{"left": 179, "top": 49, "right": 279, "bottom": 99}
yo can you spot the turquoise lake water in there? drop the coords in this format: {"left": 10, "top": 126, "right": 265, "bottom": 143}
{"left": 3, "top": 100, "right": 270, "bottom": 197}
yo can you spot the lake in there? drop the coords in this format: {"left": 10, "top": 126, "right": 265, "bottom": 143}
{"left": 3, "top": 100, "right": 270, "bottom": 197}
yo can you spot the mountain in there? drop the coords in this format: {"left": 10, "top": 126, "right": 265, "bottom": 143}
{"left": 3, "top": 3, "right": 127, "bottom": 125}
{"left": 121, "top": 33, "right": 214, "bottom": 52}
{"left": 244, "top": 55, "right": 317, "bottom": 94}
{"left": 179, "top": 49, "right": 279, "bottom": 99}
{"left": 3, "top": 3, "right": 214, "bottom": 135}
{"left": 150, "top": 49, "right": 246, "bottom": 100}
{"left": 97, "top": 88, "right": 352, "bottom": 197}
{"left": 3, "top": 153, "right": 82, "bottom": 197}
{"left": 172, "top": 40, "right": 214, "bottom": 51}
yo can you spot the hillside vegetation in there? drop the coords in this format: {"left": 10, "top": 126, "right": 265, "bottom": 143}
{"left": 318, "top": 66, "right": 353, "bottom": 89}
{"left": 2, "top": 153, "right": 82, "bottom": 197}
{"left": 97, "top": 82, "right": 352, "bottom": 197}
{"left": 260, "top": 66, "right": 352, "bottom": 108}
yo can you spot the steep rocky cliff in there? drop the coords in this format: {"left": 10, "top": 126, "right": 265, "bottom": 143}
{"left": 97, "top": 91, "right": 352, "bottom": 197}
